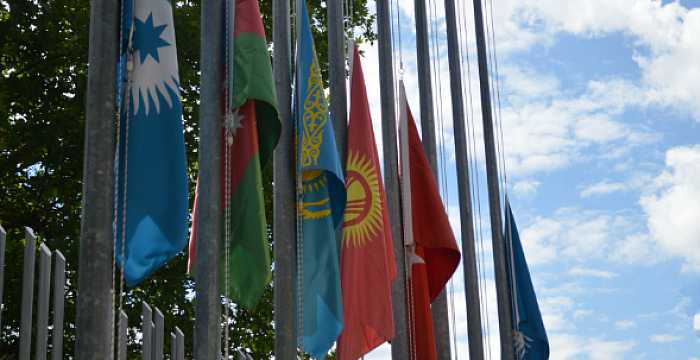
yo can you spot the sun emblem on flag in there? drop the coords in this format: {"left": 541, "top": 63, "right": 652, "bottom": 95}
{"left": 343, "top": 151, "right": 383, "bottom": 248}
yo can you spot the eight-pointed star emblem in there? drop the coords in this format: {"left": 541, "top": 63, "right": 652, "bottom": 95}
{"left": 133, "top": 13, "right": 170, "bottom": 64}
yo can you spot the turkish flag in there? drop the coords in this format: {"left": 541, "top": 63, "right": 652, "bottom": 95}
{"left": 403, "top": 90, "right": 461, "bottom": 360}
{"left": 337, "top": 45, "right": 397, "bottom": 360}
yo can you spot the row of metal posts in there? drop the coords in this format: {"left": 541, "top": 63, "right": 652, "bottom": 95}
{"left": 134, "top": 303, "right": 185, "bottom": 360}
{"left": 7, "top": 227, "right": 67, "bottom": 360}
{"left": 73, "top": 0, "right": 512, "bottom": 357}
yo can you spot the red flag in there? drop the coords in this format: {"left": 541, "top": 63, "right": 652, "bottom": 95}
{"left": 403, "top": 90, "right": 461, "bottom": 360}
{"left": 337, "top": 45, "right": 397, "bottom": 360}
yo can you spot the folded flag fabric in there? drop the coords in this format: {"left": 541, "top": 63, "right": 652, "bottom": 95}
{"left": 399, "top": 83, "right": 461, "bottom": 360}
{"left": 505, "top": 199, "right": 549, "bottom": 360}
{"left": 187, "top": 0, "right": 279, "bottom": 309}
{"left": 295, "top": 1, "right": 346, "bottom": 357}
{"left": 337, "top": 45, "right": 396, "bottom": 360}
{"left": 115, "top": 0, "right": 189, "bottom": 286}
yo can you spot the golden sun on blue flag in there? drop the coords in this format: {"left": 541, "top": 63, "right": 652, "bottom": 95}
{"left": 295, "top": 1, "right": 346, "bottom": 358}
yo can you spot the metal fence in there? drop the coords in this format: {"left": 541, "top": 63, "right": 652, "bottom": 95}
{"left": 0, "top": 225, "right": 188, "bottom": 359}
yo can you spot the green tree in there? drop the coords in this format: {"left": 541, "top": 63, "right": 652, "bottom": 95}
{"left": 0, "top": 0, "right": 374, "bottom": 357}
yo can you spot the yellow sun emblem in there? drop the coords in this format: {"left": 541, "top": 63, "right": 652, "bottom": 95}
{"left": 343, "top": 151, "right": 383, "bottom": 248}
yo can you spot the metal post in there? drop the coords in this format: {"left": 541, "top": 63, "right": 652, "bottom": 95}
{"left": 51, "top": 251, "right": 66, "bottom": 360}
{"left": 76, "top": 0, "right": 118, "bottom": 357}
{"left": 195, "top": 0, "right": 224, "bottom": 357}
{"left": 328, "top": 0, "right": 347, "bottom": 162}
{"left": 412, "top": 0, "right": 451, "bottom": 357}
{"left": 0, "top": 225, "right": 5, "bottom": 330}
{"left": 175, "top": 327, "right": 185, "bottom": 360}
{"left": 142, "top": 302, "right": 152, "bottom": 360}
{"left": 170, "top": 332, "right": 176, "bottom": 360}
{"left": 471, "top": 0, "right": 514, "bottom": 357}
{"left": 376, "top": 0, "right": 410, "bottom": 355}
{"left": 35, "top": 244, "right": 52, "bottom": 360}
{"left": 273, "top": 0, "right": 297, "bottom": 357}
{"left": 117, "top": 311, "right": 128, "bottom": 360}
{"left": 153, "top": 308, "right": 164, "bottom": 360}
{"left": 443, "top": 0, "right": 484, "bottom": 357}
{"left": 20, "top": 227, "right": 36, "bottom": 360}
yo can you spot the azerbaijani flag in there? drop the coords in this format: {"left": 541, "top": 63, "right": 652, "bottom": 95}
{"left": 115, "top": 0, "right": 189, "bottom": 286}
{"left": 337, "top": 45, "right": 396, "bottom": 360}
{"left": 187, "top": 0, "right": 280, "bottom": 309}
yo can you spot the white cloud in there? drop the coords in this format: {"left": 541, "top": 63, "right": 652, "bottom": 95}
{"left": 568, "top": 267, "right": 618, "bottom": 279}
{"left": 587, "top": 339, "right": 636, "bottom": 360}
{"left": 512, "top": 180, "right": 541, "bottom": 197}
{"left": 641, "top": 145, "right": 700, "bottom": 271}
{"left": 694, "top": 313, "right": 700, "bottom": 334}
{"left": 649, "top": 333, "right": 683, "bottom": 343}
{"left": 612, "top": 232, "right": 662, "bottom": 265}
{"left": 580, "top": 180, "right": 627, "bottom": 198}
{"left": 615, "top": 320, "right": 636, "bottom": 330}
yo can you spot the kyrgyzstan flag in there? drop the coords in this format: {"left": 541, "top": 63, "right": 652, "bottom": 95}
{"left": 400, "top": 82, "right": 461, "bottom": 360}
{"left": 337, "top": 45, "right": 397, "bottom": 360}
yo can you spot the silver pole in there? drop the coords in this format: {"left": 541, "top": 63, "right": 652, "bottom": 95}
{"left": 175, "top": 327, "right": 185, "bottom": 360}
{"left": 20, "top": 227, "right": 36, "bottom": 360}
{"left": 328, "top": 0, "right": 347, "bottom": 162}
{"left": 117, "top": 311, "right": 128, "bottom": 360}
{"left": 0, "top": 225, "right": 5, "bottom": 330}
{"left": 142, "top": 302, "right": 152, "bottom": 360}
{"left": 471, "top": 0, "right": 514, "bottom": 357}
{"left": 195, "top": 0, "right": 224, "bottom": 357}
{"left": 273, "top": 0, "right": 297, "bottom": 357}
{"left": 35, "top": 244, "right": 52, "bottom": 360}
{"left": 412, "top": 0, "right": 452, "bottom": 357}
{"left": 51, "top": 251, "right": 66, "bottom": 360}
{"left": 153, "top": 308, "right": 164, "bottom": 360}
{"left": 170, "top": 332, "right": 177, "bottom": 360}
{"left": 443, "top": 0, "right": 484, "bottom": 356}
{"left": 76, "top": 0, "right": 118, "bottom": 357}
{"left": 376, "top": 0, "right": 410, "bottom": 355}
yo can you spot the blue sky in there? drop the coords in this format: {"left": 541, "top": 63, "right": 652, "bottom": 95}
{"left": 356, "top": 0, "right": 700, "bottom": 358}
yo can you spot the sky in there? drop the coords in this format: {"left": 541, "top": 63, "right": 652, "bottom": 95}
{"left": 354, "top": 0, "right": 700, "bottom": 359}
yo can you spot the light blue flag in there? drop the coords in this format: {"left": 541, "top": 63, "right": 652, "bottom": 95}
{"left": 295, "top": 1, "right": 346, "bottom": 357}
{"left": 115, "top": 0, "right": 188, "bottom": 287}
{"left": 505, "top": 199, "right": 550, "bottom": 360}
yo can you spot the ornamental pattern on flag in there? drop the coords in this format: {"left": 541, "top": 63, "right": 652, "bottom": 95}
{"left": 115, "top": 0, "right": 189, "bottom": 287}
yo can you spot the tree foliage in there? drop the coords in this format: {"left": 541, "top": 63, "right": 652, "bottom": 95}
{"left": 0, "top": 0, "right": 374, "bottom": 357}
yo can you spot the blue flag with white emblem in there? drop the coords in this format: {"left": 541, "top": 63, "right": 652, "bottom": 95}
{"left": 505, "top": 199, "right": 549, "bottom": 360}
{"left": 295, "top": 1, "right": 346, "bottom": 357}
{"left": 115, "top": 0, "right": 188, "bottom": 286}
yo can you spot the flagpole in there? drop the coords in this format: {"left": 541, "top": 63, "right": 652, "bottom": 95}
{"left": 272, "top": 0, "right": 297, "bottom": 355}
{"left": 328, "top": 0, "right": 347, "bottom": 163}
{"left": 194, "top": 0, "right": 224, "bottom": 357}
{"left": 412, "top": 0, "right": 452, "bottom": 357}
{"left": 443, "top": 0, "right": 485, "bottom": 356}
{"left": 375, "top": 0, "right": 410, "bottom": 355}
{"left": 471, "top": 0, "right": 515, "bottom": 357}
{"left": 75, "top": 0, "right": 118, "bottom": 357}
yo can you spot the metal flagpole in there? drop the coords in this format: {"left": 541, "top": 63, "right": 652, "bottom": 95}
{"left": 273, "top": 0, "right": 297, "bottom": 356}
{"left": 75, "top": 0, "right": 118, "bottom": 356}
{"left": 194, "top": 0, "right": 224, "bottom": 357}
{"left": 411, "top": 0, "right": 451, "bottom": 357}
{"left": 443, "top": 0, "right": 484, "bottom": 356}
{"left": 376, "top": 0, "right": 410, "bottom": 355}
{"left": 471, "top": 0, "right": 515, "bottom": 357}
{"left": 328, "top": 0, "right": 347, "bottom": 163}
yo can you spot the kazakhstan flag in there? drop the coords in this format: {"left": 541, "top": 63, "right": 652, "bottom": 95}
{"left": 115, "top": 0, "right": 189, "bottom": 286}
{"left": 295, "top": 1, "right": 346, "bottom": 357}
